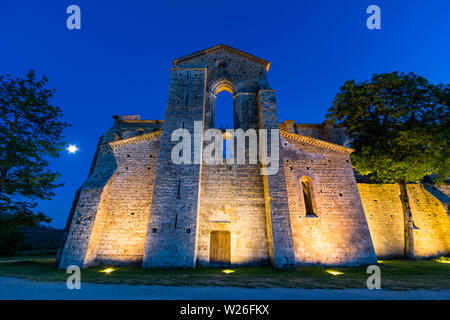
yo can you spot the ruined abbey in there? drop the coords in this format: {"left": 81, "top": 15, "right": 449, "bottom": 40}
{"left": 56, "top": 45, "right": 450, "bottom": 269}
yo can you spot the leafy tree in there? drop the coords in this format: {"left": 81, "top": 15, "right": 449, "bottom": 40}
{"left": 0, "top": 70, "right": 69, "bottom": 237}
{"left": 326, "top": 72, "right": 449, "bottom": 259}
{"left": 0, "top": 224, "right": 25, "bottom": 256}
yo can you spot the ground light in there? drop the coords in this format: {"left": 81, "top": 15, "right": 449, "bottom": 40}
{"left": 100, "top": 268, "right": 115, "bottom": 274}
{"left": 326, "top": 270, "right": 344, "bottom": 276}
{"left": 377, "top": 260, "right": 384, "bottom": 263}
{"left": 435, "top": 256, "right": 450, "bottom": 264}
{"left": 222, "top": 269, "right": 235, "bottom": 274}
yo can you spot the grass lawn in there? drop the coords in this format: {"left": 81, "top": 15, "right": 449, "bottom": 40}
{"left": 0, "top": 256, "right": 448, "bottom": 290}
{"left": 0, "top": 255, "right": 56, "bottom": 262}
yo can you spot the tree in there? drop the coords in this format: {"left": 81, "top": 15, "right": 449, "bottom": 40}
{"left": 0, "top": 70, "right": 69, "bottom": 234}
{"left": 326, "top": 72, "right": 449, "bottom": 259}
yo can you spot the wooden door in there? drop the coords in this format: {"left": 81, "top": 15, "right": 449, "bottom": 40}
{"left": 209, "top": 231, "right": 231, "bottom": 267}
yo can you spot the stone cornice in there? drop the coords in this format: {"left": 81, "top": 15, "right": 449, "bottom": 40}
{"left": 280, "top": 130, "right": 354, "bottom": 154}
{"left": 173, "top": 44, "right": 271, "bottom": 71}
{"left": 119, "top": 120, "right": 163, "bottom": 124}
{"left": 171, "top": 67, "right": 207, "bottom": 71}
{"left": 102, "top": 130, "right": 162, "bottom": 150}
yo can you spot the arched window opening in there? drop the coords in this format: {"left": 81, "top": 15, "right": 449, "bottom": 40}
{"left": 215, "top": 60, "right": 228, "bottom": 69}
{"left": 343, "top": 139, "right": 352, "bottom": 148}
{"left": 215, "top": 91, "right": 234, "bottom": 130}
{"left": 301, "top": 177, "right": 317, "bottom": 217}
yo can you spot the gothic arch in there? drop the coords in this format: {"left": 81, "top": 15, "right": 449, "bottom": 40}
{"left": 210, "top": 78, "right": 237, "bottom": 96}
{"left": 206, "top": 79, "right": 239, "bottom": 129}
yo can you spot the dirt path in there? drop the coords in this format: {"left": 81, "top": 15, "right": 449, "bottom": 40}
{"left": 0, "top": 276, "right": 449, "bottom": 300}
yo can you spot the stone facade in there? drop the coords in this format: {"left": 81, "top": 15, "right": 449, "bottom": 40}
{"left": 359, "top": 184, "right": 450, "bottom": 258}
{"left": 197, "top": 163, "right": 270, "bottom": 266}
{"left": 57, "top": 45, "right": 449, "bottom": 269}
{"left": 281, "top": 131, "right": 377, "bottom": 266}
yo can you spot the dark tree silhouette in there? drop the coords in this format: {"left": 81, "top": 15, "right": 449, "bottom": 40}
{"left": 0, "top": 70, "right": 69, "bottom": 230}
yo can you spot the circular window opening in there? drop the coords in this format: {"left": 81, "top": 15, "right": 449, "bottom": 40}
{"left": 135, "top": 128, "right": 145, "bottom": 136}
{"left": 216, "top": 60, "right": 228, "bottom": 69}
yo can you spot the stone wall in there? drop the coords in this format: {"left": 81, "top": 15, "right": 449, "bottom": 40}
{"left": 357, "top": 184, "right": 405, "bottom": 258}
{"left": 408, "top": 184, "right": 450, "bottom": 257}
{"left": 258, "top": 92, "right": 296, "bottom": 268}
{"left": 282, "top": 133, "right": 377, "bottom": 266}
{"left": 436, "top": 185, "right": 450, "bottom": 200}
{"left": 58, "top": 132, "right": 118, "bottom": 268}
{"left": 142, "top": 68, "right": 207, "bottom": 268}
{"left": 142, "top": 45, "right": 297, "bottom": 269}
{"left": 91, "top": 136, "right": 160, "bottom": 265}
{"left": 196, "top": 162, "right": 270, "bottom": 266}
{"left": 279, "top": 121, "right": 347, "bottom": 146}
{"left": 359, "top": 184, "right": 450, "bottom": 258}
{"left": 58, "top": 45, "right": 450, "bottom": 270}
{"left": 174, "top": 45, "right": 268, "bottom": 131}
{"left": 57, "top": 122, "right": 162, "bottom": 268}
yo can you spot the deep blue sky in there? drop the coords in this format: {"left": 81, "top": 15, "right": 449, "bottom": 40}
{"left": 0, "top": 1, "right": 449, "bottom": 228}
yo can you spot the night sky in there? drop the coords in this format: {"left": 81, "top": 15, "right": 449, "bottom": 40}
{"left": 0, "top": 0, "right": 448, "bottom": 228}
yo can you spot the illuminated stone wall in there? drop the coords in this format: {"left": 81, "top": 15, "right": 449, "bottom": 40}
{"left": 359, "top": 184, "right": 450, "bottom": 258}
{"left": 91, "top": 137, "right": 160, "bottom": 265}
{"left": 196, "top": 163, "right": 270, "bottom": 266}
{"left": 57, "top": 118, "right": 162, "bottom": 268}
{"left": 408, "top": 185, "right": 450, "bottom": 256}
{"left": 281, "top": 133, "right": 377, "bottom": 266}
{"left": 58, "top": 46, "right": 449, "bottom": 270}
{"left": 437, "top": 185, "right": 450, "bottom": 198}
{"left": 57, "top": 131, "right": 118, "bottom": 268}
{"left": 142, "top": 68, "right": 207, "bottom": 268}
{"left": 59, "top": 120, "right": 449, "bottom": 269}
{"left": 357, "top": 184, "right": 405, "bottom": 258}
{"left": 143, "top": 44, "right": 296, "bottom": 269}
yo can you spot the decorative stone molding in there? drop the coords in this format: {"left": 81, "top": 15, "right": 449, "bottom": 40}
{"left": 280, "top": 130, "right": 354, "bottom": 154}
{"left": 119, "top": 119, "right": 164, "bottom": 124}
{"left": 173, "top": 44, "right": 271, "bottom": 71}
{"left": 103, "top": 130, "right": 162, "bottom": 150}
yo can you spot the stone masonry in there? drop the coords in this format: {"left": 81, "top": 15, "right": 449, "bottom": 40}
{"left": 57, "top": 45, "right": 449, "bottom": 269}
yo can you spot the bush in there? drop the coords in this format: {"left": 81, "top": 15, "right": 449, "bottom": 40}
{"left": 0, "top": 226, "right": 25, "bottom": 256}
{"left": 0, "top": 221, "right": 63, "bottom": 256}
{"left": 19, "top": 226, "right": 63, "bottom": 251}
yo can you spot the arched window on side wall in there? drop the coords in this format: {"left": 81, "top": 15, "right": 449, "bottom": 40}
{"left": 301, "top": 177, "right": 317, "bottom": 217}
